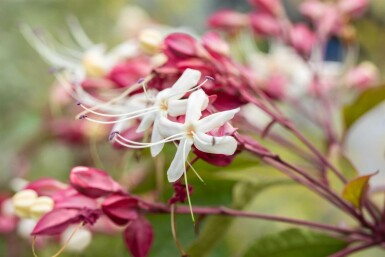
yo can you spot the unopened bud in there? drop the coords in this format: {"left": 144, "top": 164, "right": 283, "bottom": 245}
{"left": 82, "top": 46, "right": 108, "bottom": 77}
{"left": 1, "top": 198, "right": 14, "bottom": 217}
{"left": 340, "top": 25, "right": 356, "bottom": 44}
{"left": 139, "top": 29, "right": 163, "bottom": 55}
{"left": 338, "top": 0, "right": 368, "bottom": 18}
{"left": 61, "top": 225, "right": 92, "bottom": 253}
{"left": 12, "top": 189, "right": 38, "bottom": 218}
{"left": 150, "top": 53, "right": 168, "bottom": 67}
{"left": 17, "top": 219, "right": 37, "bottom": 240}
{"left": 346, "top": 62, "right": 379, "bottom": 90}
{"left": 29, "top": 196, "right": 54, "bottom": 219}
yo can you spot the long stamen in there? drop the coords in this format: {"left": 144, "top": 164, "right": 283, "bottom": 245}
{"left": 78, "top": 104, "right": 158, "bottom": 118}
{"left": 186, "top": 160, "right": 205, "bottom": 184}
{"left": 182, "top": 139, "right": 195, "bottom": 223}
{"left": 138, "top": 78, "right": 151, "bottom": 99}
{"left": 115, "top": 132, "right": 185, "bottom": 146}
{"left": 113, "top": 136, "right": 184, "bottom": 149}
{"left": 80, "top": 109, "right": 158, "bottom": 124}
{"left": 21, "top": 25, "right": 76, "bottom": 69}
{"left": 173, "top": 142, "right": 205, "bottom": 183}
{"left": 66, "top": 15, "right": 94, "bottom": 49}
{"left": 75, "top": 75, "right": 153, "bottom": 118}
{"left": 56, "top": 74, "right": 83, "bottom": 101}
{"left": 52, "top": 222, "right": 84, "bottom": 257}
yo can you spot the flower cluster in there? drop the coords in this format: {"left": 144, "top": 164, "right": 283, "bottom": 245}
{"left": 13, "top": 0, "right": 385, "bottom": 257}
{"left": 9, "top": 167, "right": 155, "bottom": 257}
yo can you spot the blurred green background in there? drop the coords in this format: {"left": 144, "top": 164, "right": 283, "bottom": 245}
{"left": 1, "top": 0, "right": 385, "bottom": 256}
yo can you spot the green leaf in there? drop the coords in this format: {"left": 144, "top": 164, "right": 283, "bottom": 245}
{"left": 342, "top": 172, "right": 376, "bottom": 209}
{"left": 343, "top": 85, "right": 385, "bottom": 131}
{"left": 242, "top": 229, "right": 348, "bottom": 257}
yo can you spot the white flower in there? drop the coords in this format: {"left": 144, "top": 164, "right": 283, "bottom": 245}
{"left": 248, "top": 42, "right": 312, "bottom": 98}
{"left": 21, "top": 21, "right": 138, "bottom": 82}
{"left": 112, "top": 68, "right": 210, "bottom": 156}
{"left": 158, "top": 89, "right": 240, "bottom": 182}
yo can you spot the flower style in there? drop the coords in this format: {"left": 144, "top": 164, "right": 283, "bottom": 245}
{"left": 158, "top": 89, "right": 240, "bottom": 182}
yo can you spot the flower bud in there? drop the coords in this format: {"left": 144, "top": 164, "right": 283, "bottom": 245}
{"left": 338, "top": 0, "right": 368, "bottom": 18}
{"left": 70, "top": 166, "right": 123, "bottom": 198}
{"left": 164, "top": 33, "right": 199, "bottom": 58}
{"left": 1, "top": 198, "right": 14, "bottom": 217}
{"left": 25, "top": 178, "right": 67, "bottom": 196}
{"left": 29, "top": 196, "right": 55, "bottom": 220}
{"left": 150, "top": 53, "right": 168, "bottom": 67}
{"left": 300, "top": 0, "right": 328, "bottom": 21}
{"left": 139, "top": 29, "right": 163, "bottom": 55}
{"left": 32, "top": 209, "right": 80, "bottom": 236}
{"left": 12, "top": 189, "right": 38, "bottom": 218}
{"left": 102, "top": 195, "right": 139, "bottom": 226}
{"left": 345, "top": 62, "right": 379, "bottom": 90}
{"left": 82, "top": 45, "right": 108, "bottom": 77}
{"left": 289, "top": 24, "right": 315, "bottom": 57}
{"left": 61, "top": 225, "right": 92, "bottom": 253}
{"left": 250, "top": 13, "right": 281, "bottom": 37}
{"left": 202, "top": 31, "right": 230, "bottom": 57}
{"left": 249, "top": 0, "right": 282, "bottom": 16}
{"left": 116, "top": 5, "right": 151, "bottom": 38}
{"left": 17, "top": 219, "right": 37, "bottom": 239}
{"left": 207, "top": 9, "right": 249, "bottom": 31}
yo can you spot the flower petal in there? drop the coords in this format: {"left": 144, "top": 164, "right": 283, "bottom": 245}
{"left": 158, "top": 116, "right": 184, "bottom": 138}
{"left": 193, "top": 132, "right": 237, "bottom": 155}
{"left": 168, "top": 69, "right": 201, "bottom": 100}
{"left": 150, "top": 119, "right": 164, "bottom": 157}
{"left": 167, "top": 139, "right": 193, "bottom": 182}
{"left": 185, "top": 89, "right": 209, "bottom": 123}
{"left": 168, "top": 99, "right": 188, "bottom": 117}
{"left": 196, "top": 108, "right": 240, "bottom": 133}
{"left": 136, "top": 112, "right": 155, "bottom": 133}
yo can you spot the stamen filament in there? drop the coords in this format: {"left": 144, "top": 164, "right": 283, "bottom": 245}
{"left": 82, "top": 109, "right": 158, "bottom": 124}
{"left": 186, "top": 160, "right": 205, "bottom": 184}
{"left": 182, "top": 139, "right": 195, "bottom": 223}
{"left": 75, "top": 75, "right": 153, "bottom": 118}
{"left": 114, "top": 135, "right": 184, "bottom": 149}
{"left": 78, "top": 104, "right": 158, "bottom": 118}
{"left": 116, "top": 132, "right": 185, "bottom": 146}
{"left": 66, "top": 15, "right": 94, "bottom": 49}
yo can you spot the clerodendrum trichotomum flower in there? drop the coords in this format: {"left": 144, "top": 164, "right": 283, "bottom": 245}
{"left": 159, "top": 89, "right": 240, "bottom": 182}
{"left": 104, "top": 68, "right": 211, "bottom": 156}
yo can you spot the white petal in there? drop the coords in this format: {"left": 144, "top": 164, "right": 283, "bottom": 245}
{"left": 158, "top": 116, "right": 184, "bottom": 138}
{"left": 168, "top": 99, "right": 188, "bottom": 116}
{"left": 193, "top": 132, "right": 237, "bottom": 155}
{"left": 136, "top": 112, "right": 155, "bottom": 132}
{"left": 168, "top": 68, "right": 201, "bottom": 100}
{"left": 150, "top": 118, "right": 164, "bottom": 157}
{"left": 197, "top": 108, "right": 240, "bottom": 133}
{"left": 185, "top": 89, "right": 209, "bottom": 123}
{"left": 167, "top": 139, "right": 193, "bottom": 182}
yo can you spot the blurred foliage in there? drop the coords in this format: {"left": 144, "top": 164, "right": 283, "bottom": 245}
{"left": 343, "top": 85, "right": 385, "bottom": 131}
{"left": 242, "top": 228, "right": 348, "bottom": 257}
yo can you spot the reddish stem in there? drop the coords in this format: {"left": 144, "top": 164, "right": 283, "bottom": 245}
{"left": 147, "top": 203, "right": 357, "bottom": 235}
{"left": 328, "top": 241, "right": 377, "bottom": 257}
